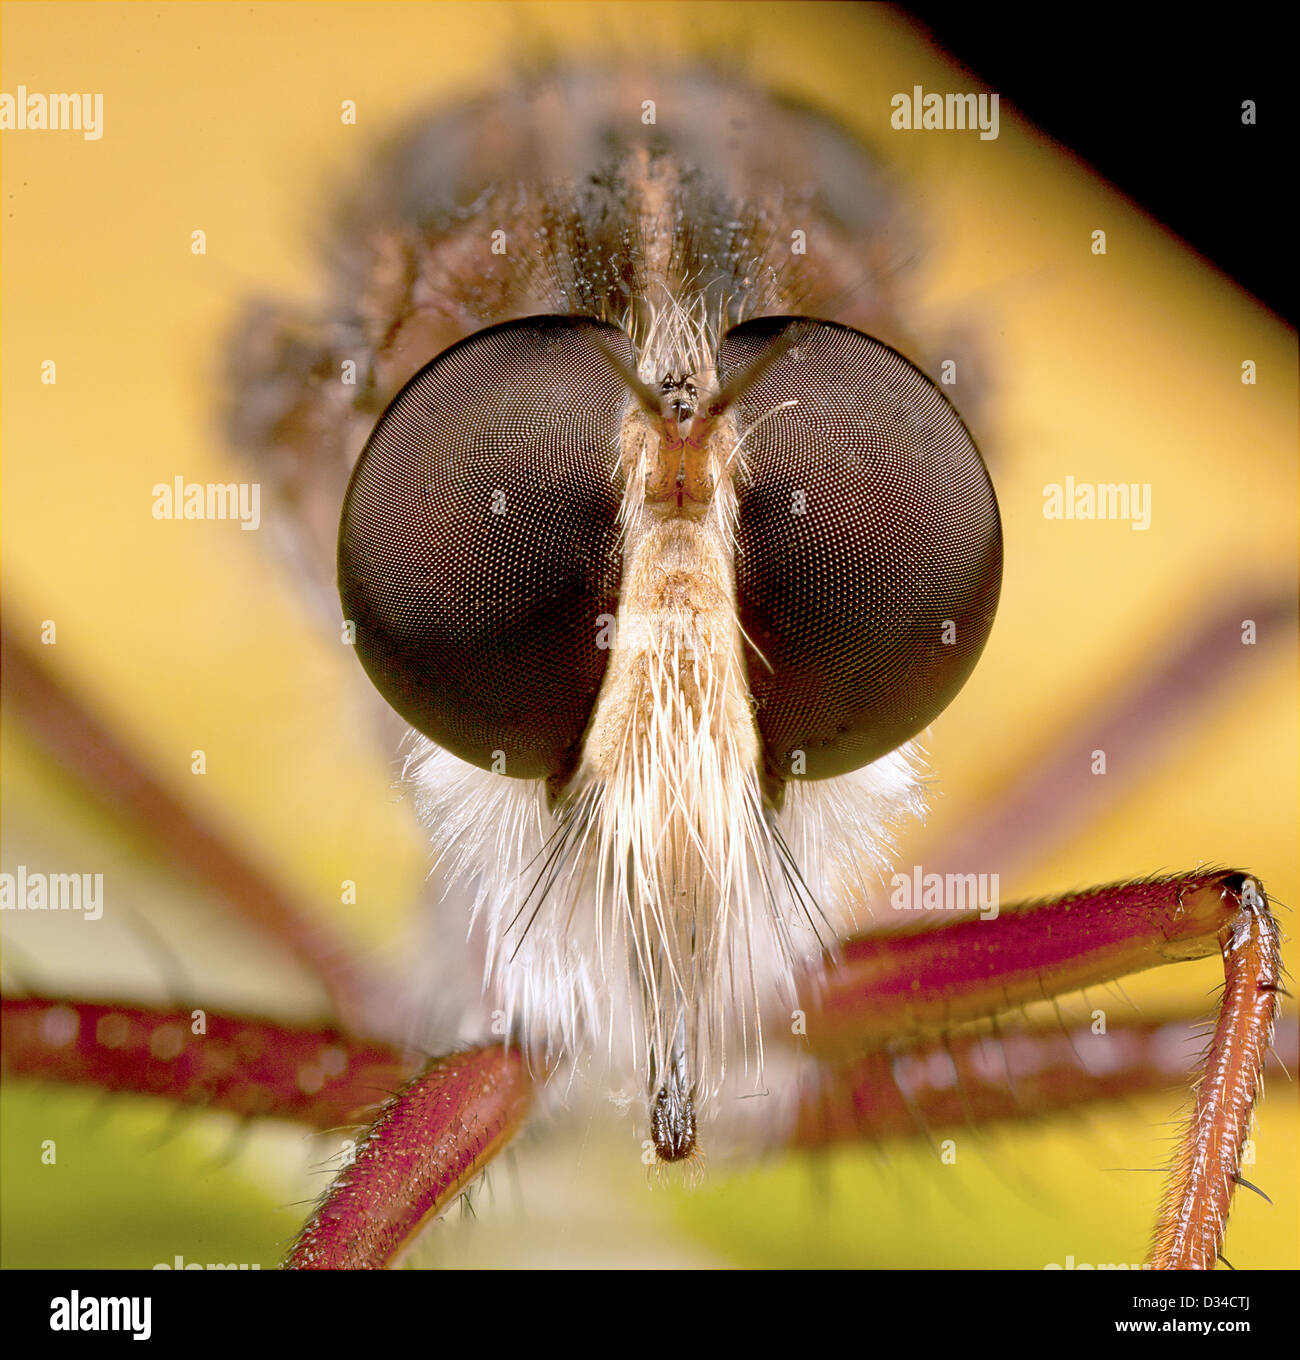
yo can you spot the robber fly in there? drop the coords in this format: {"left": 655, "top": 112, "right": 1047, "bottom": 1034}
{"left": 232, "top": 63, "right": 997, "bottom": 1161}
{"left": 213, "top": 61, "right": 1278, "bottom": 1269}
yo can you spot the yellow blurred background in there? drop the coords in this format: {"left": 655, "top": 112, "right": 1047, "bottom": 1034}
{"left": 2, "top": 2, "right": 1295, "bottom": 1269}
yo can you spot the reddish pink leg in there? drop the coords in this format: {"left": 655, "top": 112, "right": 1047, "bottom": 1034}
{"left": 284, "top": 1045, "right": 532, "bottom": 1269}
{"left": 3, "top": 995, "right": 534, "bottom": 1269}
{"left": 793, "top": 1012, "right": 1298, "bottom": 1146}
{"left": 1, "top": 995, "right": 410, "bottom": 1129}
{"left": 802, "top": 871, "right": 1283, "bottom": 1269}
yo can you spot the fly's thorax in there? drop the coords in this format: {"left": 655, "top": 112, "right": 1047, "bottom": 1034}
{"left": 230, "top": 64, "right": 918, "bottom": 604}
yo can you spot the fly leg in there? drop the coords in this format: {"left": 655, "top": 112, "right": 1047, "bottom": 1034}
{"left": 800, "top": 871, "right": 1285, "bottom": 1269}
{"left": 792, "top": 1010, "right": 1296, "bottom": 1147}
{"left": 285, "top": 1044, "right": 531, "bottom": 1269}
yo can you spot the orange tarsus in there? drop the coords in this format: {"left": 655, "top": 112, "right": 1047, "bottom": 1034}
{"left": 1148, "top": 878, "right": 1283, "bottom": 1269}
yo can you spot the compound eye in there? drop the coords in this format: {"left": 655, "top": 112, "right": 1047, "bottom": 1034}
{"left": 721, "top": 317, "right": 1002, "bottom": 782}
{"left": 338, "top": 315, "right": 629, "bottom": 782}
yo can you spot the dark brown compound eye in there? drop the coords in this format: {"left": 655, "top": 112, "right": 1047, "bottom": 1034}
{"left": 721, "top": 317, "right": 1002, "bottom": 783}
{"left": 337, "top": 315, "right": 629, "bottom": 783}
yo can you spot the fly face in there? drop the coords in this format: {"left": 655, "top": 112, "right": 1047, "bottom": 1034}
{"left": 330, "top": 69, "right": 1002, "bottom": 1161}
